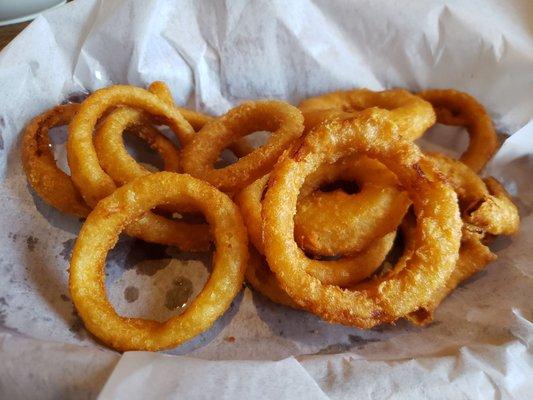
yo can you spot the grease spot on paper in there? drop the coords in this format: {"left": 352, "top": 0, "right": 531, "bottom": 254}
{"left": 165, "top": 277, "right": 193, "bottom": 310}
{"left": 124, "top": 286, "right": 139, "bottom": 303}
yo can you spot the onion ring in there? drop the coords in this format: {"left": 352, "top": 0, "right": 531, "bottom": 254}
{"left": 245, "top": 246, "right": 300, "bottom": 309}
{"left": 401, "top": 165, "right": 519, "bottom": 324}
{"left": 93, "top": 108, "right": 181, "bottom": 185}
{"left": 67, "top": 84, "right": 195, "bottom": 206}
{"left": 397, "top": 216, "right": 496, "bottom": 325}
{"left": 236, "top": 174, "right": 396, "bottom": 287}
{"left": 21, "top": 103, "right": 90, "bottom": 217}
{"left": 294, "top": 156, "right": 410, "bottom": 256}
{"left": 429, "top": 154, "right": 519, "bottom": 236}
{"left": 466, "top": 177, "right": 520, "bottom": 236}
{"left": 69, "top": 172, "right": 248, "bottom": 351}
{"left": 299, "top": 88, "right": 436, "bottom": 140}
{"left": 262, "top": 110, "right": 462, "bottom": 328}
{"left": 148, "top": 81, "right": 253, "bottom": 157}
{"left": 181, "top": 100, "right": 304, "bottom": 193}
{"left": 67, "top": 84, "right": 211, "bottom": 251}
{"left": 418, "top": 89, "right": 498, "bottom": 172}
{"left": 428, "top": 152, "right": 489, "bottom": 211}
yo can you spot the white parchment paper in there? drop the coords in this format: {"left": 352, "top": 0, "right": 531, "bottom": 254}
{"left": 0, "top": 0, "right": 532, "bottom": 398}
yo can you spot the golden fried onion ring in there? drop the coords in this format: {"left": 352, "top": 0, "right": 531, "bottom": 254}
{"left": 294, "top": 156, "right": 410, "bottom": 256}
{"left": 262, "top": 110, "right": 462, "bottom": 328}
{"left": 236, "top": 174, "right": 396, "bottom": 287}
{"left": 245, "top": 246, "right": 300, "bottom": 309}
{"left": 67, "top": 84, "right": 195, "bottom": 206}
{"left": 418, "top": 89, "right": 498, "bottom": 173}
{"left": 401, "top": 163, "right": 519, "bottom": 324}
{"left": 93, "top": 107, "right": 181, "bottom": 185}
{"left": 299, "top": 88, "right": 436, "bottom": 140}
{"left": 428, "top": 153, "right": 519, "bottom": 237}
{"left": 181, "top": 101, "right": 304, "bottom": 193}
{"left": 69, "top": 172, "right": 248, "bottom": 351}
{"left": 148, "top": 81, "right": 254, "bottom": 157}
{"left": 428, "top": 152, "right": 489, "bottom": 211}
{"left": 22, "top": 103, "right": 90, "bottom": 217}
{"left": 466, "top": 177, "right": 520, "bottom": 236}
{"left": 398, "top": 217, "right": 496, "bottom": 325}
{"left": 67, "top": 84, "right": 211, "bottom": 251}
{"left": 294, "top": 152, "right": 488, "bottom": 258}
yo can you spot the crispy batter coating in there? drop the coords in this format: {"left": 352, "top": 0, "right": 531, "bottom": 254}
{"left": 401, "top": 161, "right": 519, "bottom": 324}
{"left": 181, "top": 100, "right": 304, "bottom": 193}
{"left": 295, "top": 156, "right": 410, "bottom": 256}
{"left": 69, "top": 172, "right": 248, "bottom": 351}
{"left": 299, "top": 88, "right": 436, "bottom": 140}
{"left": 418, "top": 89, "right": 498, "bottom": 172}
{"left": 262, "top": 110, "right": 462, "bottom": 328}
{"left": 236, "top": 172, "right": 396, "bottom": 287}
{"left": 21, "top": 103, "right": 90, "bottom": 217}
{"left": 67, "top": 83, "right": 211, "bottom": 251}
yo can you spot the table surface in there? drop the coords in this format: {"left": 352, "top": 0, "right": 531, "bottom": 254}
{"left": 0, "top": 21, "right": 29, "bottom": 51}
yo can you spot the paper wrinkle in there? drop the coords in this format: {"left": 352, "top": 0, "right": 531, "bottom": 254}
{"left": 299, "top": 340, "right": 532, "bottom": 400}
{"left": 0, "top": 0, "right": 532, "bottom": 398}
{"left": 510, "top": 308, "right": 533, "bottom": 349}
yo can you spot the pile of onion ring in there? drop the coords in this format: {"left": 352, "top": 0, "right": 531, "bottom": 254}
{"left": 21, "top": 82, "right": 519, "bottom": 351}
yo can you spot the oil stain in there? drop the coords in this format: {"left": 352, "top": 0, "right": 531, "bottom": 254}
{"left": 0, "top": 298, "right": 10, "bottom": 327}
{"left": 8, "top": 232, "right": 19, "bottom": 242}
{"left": 59, "top": 239, "right": 75, "bottom": 261}
{"left": 164, "top": 277, "right": 193, "bottom": 310}
{"left": 26, "top": 236, "right": 38, "bottom": 251}
{"left": 69, "top": 309, "right": 85, "bottom": 340}
{"left": 124, "top": 286, "right": 139, "bottom": 303}
{"left": 0, "top": 309, "right": 7, "bottom": 327}
{"left": 314, "top": 342, "right": 352, "bottom": 355}
{"left": 135, "top": 259, "right": 169, "bottom": 276}
{"left": 315, "top": 334, "right": 381, "bottom": 355}
{"left": 61, "top": 90, "right": 90, "bottom": 104}
{"left": 0, "top": 117, "right": 4, "bottom": 150}
{"left": 123, "top": 240, "right": 168, "bottom": 271}
{"left": 489, "top": 235, "right": 513, "bottom": 253}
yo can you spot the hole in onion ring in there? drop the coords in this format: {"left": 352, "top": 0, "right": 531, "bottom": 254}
{"left": 244, "top": 130, "right": 270, "bottom": 148}
{"left": 213, "top": 130, "right": 271, "bottom": 169}
{"left": 170, "top": 212, "right": 208, "bottom": 225}
{"left": 214, "top": 148, "right": 239, "bottom": 169}
{"left": 122, "top": 130, "right": 165, "bottom": 172}
{"left": 318, "top": 179, "right": 360, "bottom": 195}
{"left": 415, "top": 123, "right": 469, "bottom": 160}
{"left": 47, "top": 125, "right": 70, "bottom": 174}
{"left": 304, "top": 251, "right": 343, "bottom": 261}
